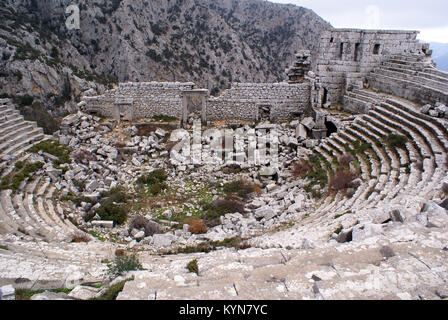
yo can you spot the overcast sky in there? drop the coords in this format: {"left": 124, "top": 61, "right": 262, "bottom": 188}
{"left": 271, "top": 0, "right": 448, "bottom": 43}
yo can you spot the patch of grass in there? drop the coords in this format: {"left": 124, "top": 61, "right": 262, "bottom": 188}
{"left": 161, "top": 237, "right": 249, "bottom": 255}
{"left": 15, "top": 289, "right": 44, "bottom": 300}
{"left": 186, "top": 259, "right": 199, "bottom": 275}
{"left": 385, "top": 134, "right": 407, "bottom": 149}
{"left": 91, "top": 277, "right": 134, "bottom": 301}
{"left": 334, "top": 225, "right": 343, "bottom": 235}
{"left": 153, "top": 114, "right": 178, "bottom": 122}
{"left": 136, "top": 169, "right": 168, "bottom": 196}
{"left": 107, "top": 255, "right": 143, "bottom": 279}
{"left": 60, "top": 193, "right": 92, "bottom": 206}
{"left": 30, "top": 140, "right": 71, "bottom": 166}
{"left": 15, "top": 288, "right": 73, "bottom": 300}
{"left": 89, "top": 231, "right": 107, "bottom": 242}
{"left": 0, "top": 245, "right": 8, "bottom": 250}
{"left": 14, "top": 161, "right": 24, "bottom": 170}
{"left": 1, "top": 161, "right": 44, "bottom": 191}
{"left": 303, "top": 155, "right": 328, "bottom": 198}
{"left": 201, "top": 198, "right": 245, "bottom": 227}
{"left": 222, "top": 179, "right": 255, "bottom": 200}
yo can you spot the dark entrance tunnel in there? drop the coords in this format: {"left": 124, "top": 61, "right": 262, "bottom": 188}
{"left": 325, "top": 120, "right": 338, "bottom": 137}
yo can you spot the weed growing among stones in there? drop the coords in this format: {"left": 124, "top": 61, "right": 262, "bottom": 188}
{"left": 186, "top": 259, "right": 199, "bottom": 275}
{"left": 107, "top": 255, "right": 143, "bottom": 279}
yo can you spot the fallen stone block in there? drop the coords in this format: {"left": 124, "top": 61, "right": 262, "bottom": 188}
{"left": 91, "top": 221, "right": 114, "bottom": 229}
{"left": 0, "top": 285, "right": 15, "bottom": 300}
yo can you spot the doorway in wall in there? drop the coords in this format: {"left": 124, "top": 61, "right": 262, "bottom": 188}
{"left": 322, "top": 88, "right": 328, "bottom": 106}
{"left": 354, "top": 43, "right": 361, "bottom": 62}
{"left": 181, "top": 89, "right": 208, "bottom": 125}
{"left": 325, "top": 119, "right": 338, "bottom": 137}
{"left": 258, "top": 105, "right": 271, "bottom": 121}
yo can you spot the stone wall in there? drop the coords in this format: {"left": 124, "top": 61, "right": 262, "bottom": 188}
{"left": 83, "top": 82, "right": 195, "bottom": 121}
{"left": 83, "top": 81, "right": 311, "bottom": 122}
{"left": 314, "top": 29, "right": 428, "bottom": 104}
{"left": 207, "top": 82, "right": 311, "bottom": 121}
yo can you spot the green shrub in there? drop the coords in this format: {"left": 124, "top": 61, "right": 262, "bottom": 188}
{"left": 201, "top": 198, "right": 245, "bottom": 227}
{"left": 18, "top": 101, "right": 60, "bottom": 134}
{"left": 102, "top": 186, "right": 128, "bottom": 203}
{"left": 385, "top": 134, "right": 407, "bottom": 148}
{"left": 186, "top": 259, "right": 199, "bottom": 275}
{"left": 107, "top": 255, "right": 143, "bottom": 279}
{"left": 14, "top": 161, "right": 24, "bottom": 170}
{"left": 96, "top": 201, "right": 127, "bottom": 225}
{"left": 223, "top": 179, "right": 255, "bottom": 200}
{"left": 91, "top": 278, "right": 131, "bottom": 301}
{"left": 136, "top": 169, "right": 167, "bottom": 185}
{"left": 16, "top": 94, "right": 34, "bottom": 106}
{"left": 136, "top": 169, "right": 168, "bottom": 196}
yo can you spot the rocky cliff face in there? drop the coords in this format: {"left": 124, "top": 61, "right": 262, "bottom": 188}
{"left": 0, "top": 0, "right": 331, "bottom": 121}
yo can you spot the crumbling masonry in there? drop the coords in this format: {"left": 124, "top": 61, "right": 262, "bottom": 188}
{"left": 81, "top": 28, "right": 448, "bottom": 136}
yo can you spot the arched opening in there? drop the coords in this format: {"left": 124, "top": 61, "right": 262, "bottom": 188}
{"left": 325, "top": 120, "right": 338, "bottom": 137}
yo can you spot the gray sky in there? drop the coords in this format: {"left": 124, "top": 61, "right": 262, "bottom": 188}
{"left": 271, "top": 0, "right": 448, "bottom": 43}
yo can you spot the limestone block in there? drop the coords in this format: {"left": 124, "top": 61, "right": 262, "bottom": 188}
{"left": 91, "top": 220, "right": 114, "bottom": 229}
{"left": 0, "top": 285, "right": 15, "bottom": 300}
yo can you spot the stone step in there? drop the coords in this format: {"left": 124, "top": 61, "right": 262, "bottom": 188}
{"left": 0, "top": 104, "right": 15, "bottom": 114}
{"left": 343, "top": 127, "right": 391, "bottom": 173}
{"left": 0, "top": 111, "right": 22, "bottom": 125}
{"left": 1, "top": 130, "right": 44, "bottom": 157}
{"left": 363, "top": 111, "right": 425, "bottom": 161}
{"left": 351, "top": 123, "right": 401, "bottom": 170}
{"left": 351, "top": 89, "right": 386, "bottom": 101}
{"left": 367, "top": 73, "right": 448, "bottom": 106}
{"left": 40, "top": 181, "right": 78, "bottom": 237}
{"left": 0, "top": 123, "right": 37, "bottom": 146}
{"left": 55, "top": 202, "right": 79, "bottom": 231}
{"left": 338, "top": 130, "right": 387, "bottom": 204}
{"left": 0, "top": 190, "right": 35, "bottom": 237}
{"left": 385, "top": 98, "right": 448, "bottom": 145}
{"left": 0, "top": 107, "right": 19, "bottom": 117}
{"left": 321, "top": 132, "right": 379, "bottom": 211}
{"left": 0, "top": 114, "right": 25, "bottom": 131}
{"left": 0, "top": 192, "right": 21, "bottom": 236}
{"left": 5, "top": 137, "right": 50, "bottom": 162}
{"left": 12, "top": 192, "right": 47, "bottom": 240}
{"left": 381, "top": 62, "right": 448, "bottom": 85}
{"left": 388, "top": 54, "right": 428, "bottom": 63}
{"left": 22, "top": 177, "right": 61, "bottom": 242}
{"left": 0, "top": 121, "right": 34, "bottom": 140}
{"left": 344, "top": 127, "right": 396, "bottom": 204}
{"left": 345, "top": 91, "right": 377, "bottom": 104}
{"left": 374, "top": 67, "right": 448, "bottom": 93}
{"left": 375, "top": 103, "right": 444, "bottom": 158}
{"left": 0, "top": 127, "right": 43, "bottom": 152}
{"left": 342, "top": 94, "right": 372, "bottom": 114}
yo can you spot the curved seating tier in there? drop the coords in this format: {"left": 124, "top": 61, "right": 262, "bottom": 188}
{"left": 312, "top": 89, "right": 448, "bottom": 222}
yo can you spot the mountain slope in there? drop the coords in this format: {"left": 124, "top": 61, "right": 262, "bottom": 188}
{"left": 0, "top": 0, "right": 331, "bottom": 121}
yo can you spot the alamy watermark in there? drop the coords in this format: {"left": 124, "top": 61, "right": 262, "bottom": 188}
{"left": 65, "top": 4, "right": 80, "bottom": 30}
{"left": 169, "top": 121, "right": 279, "bottom": 169}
